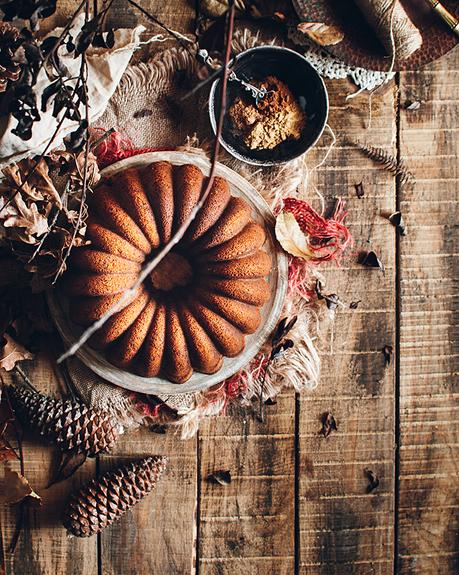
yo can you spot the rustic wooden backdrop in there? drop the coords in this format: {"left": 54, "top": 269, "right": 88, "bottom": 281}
{"left": 1, "top": 1, "right": 458, "bottom": 574}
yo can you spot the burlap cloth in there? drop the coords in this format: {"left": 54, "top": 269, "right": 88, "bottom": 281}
{"left": 66, "top": 31, "right": 325, "bottom": 438}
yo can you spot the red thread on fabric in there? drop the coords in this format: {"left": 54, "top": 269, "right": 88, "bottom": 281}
{"left": 92, "top": 129, "right": 173, "bottom": 168}
{"left": 283, "top": 197, "right": 353, "bottom": 264}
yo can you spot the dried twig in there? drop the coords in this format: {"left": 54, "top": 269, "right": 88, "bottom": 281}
{"left": 53, "top": 52, "right": 91, "bottom": 282}
{"left": 58, "top": 1, "right": 237, "bottom": 364}
{"left": 0, "top": 0, "right": 90, "bottom": 216}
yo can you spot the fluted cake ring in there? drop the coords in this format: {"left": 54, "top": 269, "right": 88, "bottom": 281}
{"left": 62, "top": 161, "right": 273, "bottom": 384}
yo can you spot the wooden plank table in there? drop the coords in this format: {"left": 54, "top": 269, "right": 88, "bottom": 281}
{"left": 1, "top": 2, "right": 458, "bottom": 574}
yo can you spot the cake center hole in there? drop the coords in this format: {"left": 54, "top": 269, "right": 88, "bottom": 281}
{"left": 149, "top": 252, "right": 193, "bottom": 291}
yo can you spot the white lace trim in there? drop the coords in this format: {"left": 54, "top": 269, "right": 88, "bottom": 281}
{"left": 288, "top": 29, "right": 395, "bottom": 93}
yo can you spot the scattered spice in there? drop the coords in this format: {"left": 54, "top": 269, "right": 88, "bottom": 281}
{"left": 388, "top": 211, "right": 406, "bottom": 236}
{"left": 360, "top": 250, "right": 384, "bottom": 271}
{"left": 364, "top": 468, "right": 380, "bottom": 492}
{"left": 382, "top": 345, "right": 393, "bottom": 366}
{"left": 320, "top": 412, "right": 337, "bottom": 437}
{"left": 207, "top": 469, "right": 231, "bottom": 485}
{"left": 228, "top": 76, "right": 305, "bottom": 150}
{"left": 354, "top": 181, "right": 365, "bottom": 198}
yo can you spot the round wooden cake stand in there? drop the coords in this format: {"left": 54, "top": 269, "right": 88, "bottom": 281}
{"left": 48, "top": 151, "right": 288, "bottom": 396}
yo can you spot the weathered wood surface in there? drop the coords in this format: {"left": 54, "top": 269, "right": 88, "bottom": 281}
{"left": 397, "top": 49, "right": 459, "bottom": 575}
{"left": 1, "top": 1, "right": 458, "bottom": 574}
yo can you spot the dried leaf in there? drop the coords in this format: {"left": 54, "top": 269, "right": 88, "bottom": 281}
{"left": 388, "top": 211, "right": 406, "bottom": 236}
{"left": 315, "top": 280, "right": 341, "bottom": 311}
{"left": 0, "top": 469, "right": 41, "bottom": 506}
{"left": 364, "top": 468, "right": 380, "bottom": 493}
{"left": 349, "top": 300, "right": 361, "bottom": 309}
{"left": 207, "top": 469, "right": 231, "bottom": 485}
{"left": 0, "top": 334, "right": 34, "bottom": 371}
{"left": 264, "top": 398, "right": 277, "bottom": 406}
{"left": 272, "top": 315, "right": 297, "bottom": 346}
{"left": 0, "top": 387, "right": 20, "bottom": 462}
{"left": 297, "top": 22, "right": 344, "bottom": 46}
{"left": 275, "top": 211, "right": 313, "bottom": 260}
{"left": 2, "top": 158, "right": 62, "bottom": 208}
{"left": 404, "top": 100, "right": 421, "bottom": 110}
{"left": 382, "top": 345, "right": 393, "bottom": 366}
{"left": 320, "top": 412, "right": 337, "bottom": 437}
{"left": 354, "top": 182, "right": 364, "bottom": 199}
{"left": 360, "top": 250, "right": 384, "bottom": 271}
{"left": 271, "top": 338, "right": 294, "bottom": 360}
{"left": 200, "top": 0, "right": 245, "bottom": 18}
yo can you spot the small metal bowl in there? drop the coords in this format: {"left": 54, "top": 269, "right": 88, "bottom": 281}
{"left": 209, "top": 45, "right": 329, "bottom": 166}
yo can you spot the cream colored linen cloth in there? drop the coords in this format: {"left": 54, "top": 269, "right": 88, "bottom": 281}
{"left": 0, "top": 14, "right": 145, "bottom": 167}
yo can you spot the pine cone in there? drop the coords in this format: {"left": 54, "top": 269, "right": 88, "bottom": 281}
{"left": 8, "top": 385, "right": 120, "bottom": 457}
{"left": 0, "top": 23, "right": 22, "bottom": 92}
{"left": 63, "top": 456, "right": 168, "bottom": 537}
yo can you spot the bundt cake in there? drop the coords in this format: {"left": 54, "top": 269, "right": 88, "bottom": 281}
{"left": 62, "top": 161, "right": 272, "bottom": 384}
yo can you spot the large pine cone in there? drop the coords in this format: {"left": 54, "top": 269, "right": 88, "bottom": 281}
{"left": 0, "top": 23, "right": 22, "bottom": 92}
{"left": 63, "top": 456, "right": 168, "bottom": 537}
{"left": 8, "top": 385, "right": 120, "bottom": 457}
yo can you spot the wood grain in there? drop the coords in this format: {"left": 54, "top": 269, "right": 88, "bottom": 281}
{"left": 298, "top": 79, "right": 397, "bottom": 575}
{"left": 198, "top": 392, "right": 296, "bottom": 575}
{"left": 397, "top": 47, "right": 459, "bottom": 575}
{"left": 99, "top": 431, "right": 197, "bottom": 575}
{"left": 1, "top": 1, "right": 458, "bottom": 574}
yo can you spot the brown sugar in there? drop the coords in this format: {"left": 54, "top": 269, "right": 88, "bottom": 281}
{"left": 228, "top": 76, "right": 305, "bottom": 150}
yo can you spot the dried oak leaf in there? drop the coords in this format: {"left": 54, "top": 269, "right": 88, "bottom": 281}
{"left": 0, "top": 334, "right": 34, "bottom": 371}
{"left": 0, "top": 193, "right": 49, "bottom": 244}
{"left": 272, "top": 315, "right": 297, "bottom": 346}
{"left": 48, "top": 149, "right": 100, "bottom": 189}
{"left": 0, "top": 468, "right": 41, "bottom": 506}
{"left": 297, "top": 22, "right": 344, "bottom": 46}
{"left": 2, "top": 158, "right": 61, "bottom": 208}
{"left": 320, "top": 412, "right": 337, "bottom": 437}
{"left": 275, "top": 211, "right": 313, "bottom": 260}
{"left": 207, "top": 469, "right": 231, "bottom": 485}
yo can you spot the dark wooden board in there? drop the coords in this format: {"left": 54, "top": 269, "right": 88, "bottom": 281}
{"left": 0, "top": 1, "right": 457, "bottom": 574}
